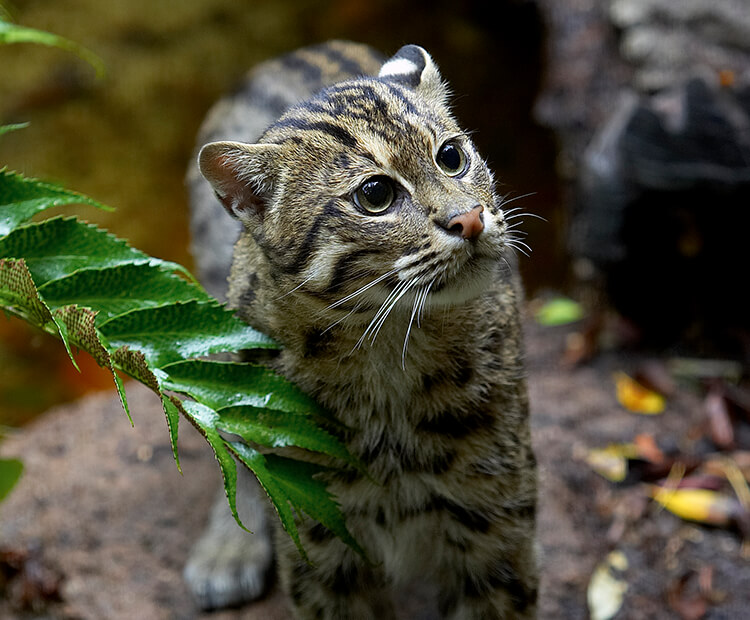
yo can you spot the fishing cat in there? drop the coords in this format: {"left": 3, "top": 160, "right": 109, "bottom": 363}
{"left": 186, "top": 40, "right": 537, "bottom": 619}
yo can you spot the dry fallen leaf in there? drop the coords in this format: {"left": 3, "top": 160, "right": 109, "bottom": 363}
{"left": 634, "top": 360, "right": 676, "bottom": 398}
{"left": 704, "top": 386, "right": 734, "bottom": 449}
{"left": 614, "top": 372, "right": 666, "bottom": 414}
{"left": 667, "top": 569, "right": 709, "bottom": 620}
{"left": 649, "top": 486, "right": 738, "bottom": 527}
{"left": 585, "top": 444, "right": 640, "bottom": 482}
{"left": 587, "top": 550, "right": 629, "bottom": 620}
{"left": 633, "top": 433, "right": 666, "bottom": 464}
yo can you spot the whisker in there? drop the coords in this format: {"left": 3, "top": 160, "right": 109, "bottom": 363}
{"left": 401, "top": 284, "right": 424, "bottom": 369}
{"left": 400, "top": 279, "right": 435, "bottom": 369}
{"left": 321, "top": 303, "right": 361, "bottom": 335}
{"left": 328, "top": 268, "right": 399, "bottom": 310}
{"left": 368, "top": 279, "right": 417, "bottom": 345}
{"left": 417, "top": 280, "right": 434, "bottom": 327}
{"left": 504, "top": 210, "right": 547, "bottom": 223}
{"left": 275, "top": 272, "right": 318, "bottom": 300}
{"left": 501, "top": 255, "right": 513, "bottom": 273}
{"left": 508, "top": 237, "right": 533, "bottom": 253}
{"left": 506, "top": 240, "right": 531, "bottom": 257}
{"left": 498, "top": 192, "right": 537, "bottom": 210}
{"left": 354, "top": 279, "right": 411, "bottom": 350}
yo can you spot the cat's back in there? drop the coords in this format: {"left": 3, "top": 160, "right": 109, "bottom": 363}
{"left": 187, "top": 41, "right": 385, "bottom": 298}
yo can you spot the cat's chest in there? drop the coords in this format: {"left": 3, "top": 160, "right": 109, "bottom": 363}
{"left": 280, "top": 316, "right": 480, "bottom": 421}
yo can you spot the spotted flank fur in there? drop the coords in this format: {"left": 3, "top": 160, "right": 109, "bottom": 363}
{"left": 187, "top": 41, "right": 538, "bottom": 619}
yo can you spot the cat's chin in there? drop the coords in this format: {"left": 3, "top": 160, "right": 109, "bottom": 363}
{"left": 427, "top": 257, "right": 500, "bottom": 308}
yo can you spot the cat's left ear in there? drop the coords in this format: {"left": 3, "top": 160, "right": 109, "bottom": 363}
{"left": 198, "top": 141, "right": 283, "bottom": 224}
{"left": 378, "top": 45, "right": 449, "bottom": 105}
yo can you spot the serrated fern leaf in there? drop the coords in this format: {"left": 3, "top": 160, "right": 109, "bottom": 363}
{"left": 0, "top": 216, "right": 190, "bottom": 286}
{"left": 99, "top": 300, "right": 277, "bottom": 368}
{"left": 160, "top": 359, "right": 323, "bottom": 416}
{"left": 229, "top": 442, "right": 366, "bottom": 561}
{"left": 0, "top": 169, "right": 110, "bottom": 237}
{"left": 0, "top": 258, "right": 79, "bottom": 370}
{"left": 179, "top": 400, "right": 244, "bottom": 531}
{"left": 161, "top": 394, "right": 182, "bottom": 473}
{"left": 0, "top": 168, "right": 363, "bottom": 557}
{"left": 52, "top": 304, "right": 132, "bottom": 424}
{"left": 38, "top": 263, "right": 210, "bottom": 323}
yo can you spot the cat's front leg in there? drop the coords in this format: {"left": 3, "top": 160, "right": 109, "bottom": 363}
{"left": 183, "top": 467, "right": 274, "bottom": 609}
{"left": 275, "top": 523, "right": 395, "bottom": 620}
{"left": 439, "top": 536, "right": 538, "bottom": 620}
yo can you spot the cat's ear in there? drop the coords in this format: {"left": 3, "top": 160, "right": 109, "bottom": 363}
{"left": 198, "top": 141, "right": 283, "bottom": 223}
{"left": 378, "top": 44, "right": 449, "bottom": 105}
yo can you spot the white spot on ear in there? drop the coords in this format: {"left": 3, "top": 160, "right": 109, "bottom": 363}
{"left": 379, "top": 57, "right": 418, "bottom": 79}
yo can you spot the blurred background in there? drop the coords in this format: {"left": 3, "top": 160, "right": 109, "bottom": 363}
{"left": 0, "top": 0, "right": 558, "bottom": 424}
{"left": 1, "top": 0, "right": 748, "bottom": 425}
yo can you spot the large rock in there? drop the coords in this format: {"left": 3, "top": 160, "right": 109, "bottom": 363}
{"left": 0, "top": 383, "right": 288, "bottom": 620}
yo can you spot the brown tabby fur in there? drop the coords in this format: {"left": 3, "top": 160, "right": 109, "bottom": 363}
{"left": 187, "top": 40, "right": 537, "bottom": 619}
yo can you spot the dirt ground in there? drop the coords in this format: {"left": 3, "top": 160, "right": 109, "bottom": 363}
{"left": 0, "top": 317, "right": 748, "bottom": 619}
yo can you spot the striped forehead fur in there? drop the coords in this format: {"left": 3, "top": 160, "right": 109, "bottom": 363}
{"left": 260, "top": 77, "right": 454, "bottom": 166}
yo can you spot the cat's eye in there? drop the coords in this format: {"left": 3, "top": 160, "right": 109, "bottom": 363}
{"left": 436, "top": 141, "right": 467, "bottom": 176}
{"left": 354, "top": 176, "right": 395, "bottom": 214}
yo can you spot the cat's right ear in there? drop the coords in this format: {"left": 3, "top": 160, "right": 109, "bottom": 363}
{"left": 378, "top": 45, "right": 449, "bottom": 107}
{"left": 198, "top": 141, "right": 282, "bottom": 223}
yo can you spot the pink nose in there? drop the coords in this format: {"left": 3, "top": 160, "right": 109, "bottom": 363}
{"left": 446, "top": 205, "right": 484, "bottom": 240}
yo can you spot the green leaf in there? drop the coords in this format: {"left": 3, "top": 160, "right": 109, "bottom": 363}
{"left": 0, "top": 458, "right": 23, "bottom": 503}
{"left": 0, "top": 258, "right": 78, "bottom": 369}
{"left": 53, "top": 304, "right": 131, "bottom": 423}
{"left": 0, "top": 123, "right": 29, "bottom": 137}
{"left": 0, "top": 168, "right": 363, "bottom": 558}
{"left": 99, "top": 300, "right": 277, "bottom": 368}
{"left": 38, "top": 263, "right": 210, "bottom": 323}
{"left": 534, "top": 296, "right": 584, "bottom": 326}
{"left": 0, "top": 19, "right": 105, "bottom": 78}
{"left": 161, "top": 394, "right": 181, "bottom": 473}
{"left": 230, "top": 443, "right": 366, "bottom": 561}
{"left": 0, "top": 216, "right": 187, "bottom": 286}
{"left": 217, "top": 405, "right": 355, "bottom": 466}
{"left": 180, "top": 400, "right": 244, "bottom": 530}
{"left": 0, "top": 169, "right": 110, "bottom": 238}
{"left": 160, "top": 359, "right": 322, "bottom": 416}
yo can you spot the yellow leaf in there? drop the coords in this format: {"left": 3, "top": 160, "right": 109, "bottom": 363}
{"left": 649, "top": 486, "right": 735, "bottom": 526}
{"left": 614, "top": 372, "right": 665, "bottom": 414}
{"left": 587, "top": 551, "right": 629, "bottom": 620}
{"left": 585, "top": 444, "right": 639, "bottom": 482}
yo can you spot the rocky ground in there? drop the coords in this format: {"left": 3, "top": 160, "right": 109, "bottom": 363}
{"left": 1, "top": 318, "right": 748, "bottom": 619}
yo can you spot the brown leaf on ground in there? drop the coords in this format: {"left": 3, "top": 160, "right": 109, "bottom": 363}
{"left": 634, "top": 360, "right": 677, "bottom": 398}
{"left": 667, "top": 569, "right": 709, "bottom": 620}
{"left": 0, "top": 545, "right": 63, "bottom": 613}
{"left": 704, "top": 385, "right": 735, "bottom": 449}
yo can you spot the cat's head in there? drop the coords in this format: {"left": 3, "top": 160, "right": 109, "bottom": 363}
{"left": 199, "top": 45, "right": 514, "bottom": 318}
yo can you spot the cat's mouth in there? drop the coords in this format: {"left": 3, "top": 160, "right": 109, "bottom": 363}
{"left": 320, "top": 229, "right": 510, "bottom": 323}
{"left": 392, "top": 238, "right": 506, "bottom": 308}
{"left": 427, "top": 253, "right": 502, "bottom": 306}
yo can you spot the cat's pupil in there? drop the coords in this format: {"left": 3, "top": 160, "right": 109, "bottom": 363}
{"left": 355, "top": 176, "right": 394, "bottom": 213}
{"left": 437, "top": 142, "right": 464, "bottom": 174}
{"left": 363, "top": 180, "right": 388, "bottom": 204}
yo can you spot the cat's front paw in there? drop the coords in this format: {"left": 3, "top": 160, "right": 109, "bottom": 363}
{"left": 183, "top": 514, "right": 274, "bottom": 610}
{"left": 184, "top": 476, "right": 275, "bottom": 610}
